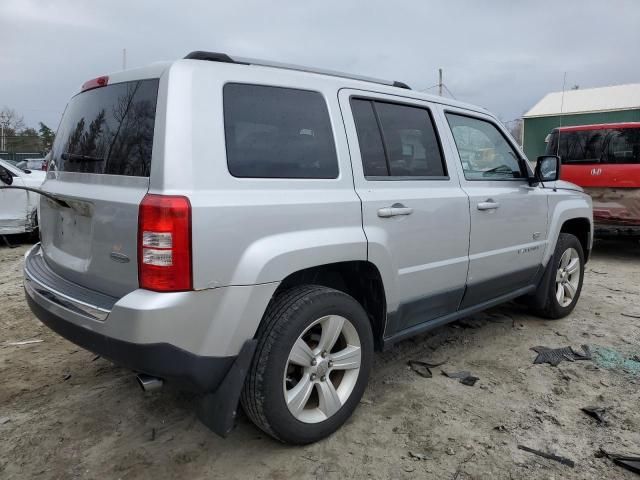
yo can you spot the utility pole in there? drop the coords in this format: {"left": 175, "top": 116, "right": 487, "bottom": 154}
{"left": 438, "top": 68, "right": 443, "bottom": 96}
{"left": 122, "top": 48, "right": 127, "bottom": 70}
{"left": 0, "top": 112, "right": 6, "bottom": 152}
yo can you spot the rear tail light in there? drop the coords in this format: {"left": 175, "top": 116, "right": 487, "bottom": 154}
{"left": 138, "top": 194, "right": 192, "bottom": 292}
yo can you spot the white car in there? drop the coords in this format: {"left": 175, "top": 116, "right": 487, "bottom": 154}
{"left": 0, "top": 158, "right": 46, "bottom": 235}
{"left": 16, "top": 157, "right": 47, "bottom": 171}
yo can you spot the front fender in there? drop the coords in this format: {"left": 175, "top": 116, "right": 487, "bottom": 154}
{"left": 544, "top": 191, "right": 593, "bottom": 265}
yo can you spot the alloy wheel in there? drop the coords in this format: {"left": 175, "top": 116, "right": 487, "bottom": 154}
{"left": 555, "top": 247, "right": 581, "bottom": 308}
{"left": 283, "top": 315, "right": 362, "bottom": 423}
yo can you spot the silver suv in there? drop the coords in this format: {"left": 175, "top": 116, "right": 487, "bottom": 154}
{"left": 24, "top": 51, "right": 593, "bottom": 444}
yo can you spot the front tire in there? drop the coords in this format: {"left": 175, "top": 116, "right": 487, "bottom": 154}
{"left": 535, "top": 233, "right": 585, "bottom": 319}
{"left": 241, "top": 285, "right": 373, "bottom": 444}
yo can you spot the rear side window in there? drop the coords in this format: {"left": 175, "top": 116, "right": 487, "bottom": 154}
{"left": 350, "top": 98, "right": 446, "bottom": 178}
{"left": 51, "top": 79, "right": 159, "bottom": 176}
{"left": 224, "top": 84, "right": 338, "bottom": 179}
{"left": 350, "top": 99, "right": 388, "bottom": 176}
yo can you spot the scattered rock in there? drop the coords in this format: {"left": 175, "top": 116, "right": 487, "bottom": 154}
{"left": 0, "top": 417, "right": 10, "bottom": 425}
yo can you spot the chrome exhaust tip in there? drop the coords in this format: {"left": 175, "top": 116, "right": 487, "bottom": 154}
{"left": 136, "top": 373, "right": 163, "bottom": 392}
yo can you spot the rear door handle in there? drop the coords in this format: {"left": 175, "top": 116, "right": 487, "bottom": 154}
{"left": 477, "top": 200, "right": 500, "bottom": 211}
{"left": 377, "top": 203, "right": 414, "bottom": 218}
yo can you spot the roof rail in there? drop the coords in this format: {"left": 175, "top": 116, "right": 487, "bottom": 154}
{"left": 183, "top": 51, "right": 411, "bottom": 90}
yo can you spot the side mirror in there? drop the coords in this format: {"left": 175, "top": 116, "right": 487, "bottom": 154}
{"left": 0, "top": 167, "right": 13, "bottom": 186}
{"left": 535, "top": 155, "right": 561, "bottom": 182}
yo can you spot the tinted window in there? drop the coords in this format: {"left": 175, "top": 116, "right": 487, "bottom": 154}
{"left": 446, "top": 113, "right": 523, "bottom": 180}
{"left": 350, "top": 99, "right": 388, "bottom": 176}
{"left": 51, "top": 79, "right": 159, "bottom": 176}
{"left": 351, "top": 99, "right": 446, "bottom": 178}
{"left": 376, "top": 102, "right": 446, "bottom": 177}
{"left": 547, "top": 128, "right": 640, "bottom": 164}
{"left": 224, "top": 84, "right": 338, "bottom": 178}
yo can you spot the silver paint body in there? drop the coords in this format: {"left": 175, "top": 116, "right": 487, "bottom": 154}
{"left": 24, "top": 59, "right": 593, "bottom": 358}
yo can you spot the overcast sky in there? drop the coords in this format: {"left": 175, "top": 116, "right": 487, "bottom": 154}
{"left": 1, "top": 0, "right": 639, "bottom": 130}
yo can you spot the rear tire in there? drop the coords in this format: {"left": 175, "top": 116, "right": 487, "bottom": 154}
{"left": 535, "top": 233, "right": 585, "bottom": 319}
{"left": 241, "top": 285, "right": 373, "bottom": 444}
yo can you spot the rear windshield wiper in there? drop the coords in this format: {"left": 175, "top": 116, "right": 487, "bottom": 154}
{"left": 61, "top": 152, "right": 105, "bottom": 163}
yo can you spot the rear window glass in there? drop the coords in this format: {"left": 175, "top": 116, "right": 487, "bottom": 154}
{"left": 51, "top": 79, "right": 159, "bottom": 176}
{"left": 224, "top": 84, "right": 338, "bottom": 179}
{"left": 547, "top": 128, "right": 640, "bottom": 164}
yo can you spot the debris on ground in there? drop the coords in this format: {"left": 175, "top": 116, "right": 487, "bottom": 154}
{"left": 531, "top": 345, "right": 592, "bottom": 366}
{"left": 517, "top": 445, "right": 575, "bottom": 468}
{"left": 6, "top": 339, "right": 43, "bottom": 346}
{"left": 63, "top": 373, "right": 72, "bottom": 381}
{"left": 407, "top": 358, "right": 447, "bottom": 378}
{"left": 612, "top": 457, "right": 640, "bottom": 475}
{"left": 452, "top": 453, "right": 476, "bottom": 480}
{"left": 91, "top": 355, "right": 101, "bottom": 362}
{"left": 592, "top": 346, "right": 640, "bottom": 376}
{"left": 589, "top": 269, "right": 608, "bottom": 275}
{"left": 408, "top": 451, "right": 427, "bottom": 461}
{"left": 581, "top": 406, "right": 608, "bottom": 424}
{"left": 0, "top": 417, "right": 10, "bottom": 425}
{"left": 621, "top": 313, "right": 640, "bottom": 319}
{"left": 597, "top": 448, "right": 640, "bottom": 475}
{"left": 442, "top": 370, "right": 479, "bottom": 386}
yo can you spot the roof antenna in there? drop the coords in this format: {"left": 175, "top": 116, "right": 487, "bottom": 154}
{"left": 556, "top": 72, "right": 567, "bottom": 156}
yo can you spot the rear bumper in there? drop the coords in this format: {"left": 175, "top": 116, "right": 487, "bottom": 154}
{"left": 23, "top": 243, "right": 278, "bottom": 392}
{"left": 595, "top": 223, "right": 640, "bottom": 237}
{"left": 25, "top": 290, "right": 234, "bottom": 391}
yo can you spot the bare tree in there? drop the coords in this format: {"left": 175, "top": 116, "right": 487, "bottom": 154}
{"left": 0, "top": 106, "right": 26, "bottom": 133}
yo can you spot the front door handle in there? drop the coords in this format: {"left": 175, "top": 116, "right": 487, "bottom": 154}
{"left": 477, "top": 200, "right": 500, "bottom": 211}
{"left": 378, "top": 203, "right": 414, "bottom": 218}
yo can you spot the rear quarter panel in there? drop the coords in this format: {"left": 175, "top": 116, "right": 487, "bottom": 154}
{"left": 154, "top": 61, "right": 366, "bottom": 289}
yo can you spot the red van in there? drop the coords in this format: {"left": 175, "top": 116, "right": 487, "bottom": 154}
{"left": 546, "top": 122, "right": 640, "bottom": 237}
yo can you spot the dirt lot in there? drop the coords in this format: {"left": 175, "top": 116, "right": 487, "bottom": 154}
{"left": 1, "top": 239, "right": 639, "bottom": 479}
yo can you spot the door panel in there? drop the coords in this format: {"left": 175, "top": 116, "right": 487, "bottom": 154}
{"left": 339, "top": 90, "right": 470, "bottom": 335}
{"left": 441, "top": 109, "right": 548, "bottom": 307}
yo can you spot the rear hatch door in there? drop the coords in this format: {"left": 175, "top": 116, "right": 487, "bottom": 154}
{"left": 39, "top": 78, "right": 160, "bottom": 298}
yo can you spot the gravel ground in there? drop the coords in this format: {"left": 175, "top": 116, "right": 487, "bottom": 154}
{"left": 1, "top": 238, "right": 639, "bottom": 479}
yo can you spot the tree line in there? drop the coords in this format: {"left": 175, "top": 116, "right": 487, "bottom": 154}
{"left": 0, "top": 106, "right": 55, "bottom": 153}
